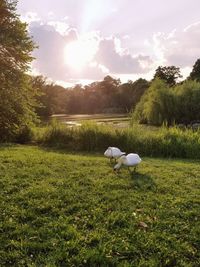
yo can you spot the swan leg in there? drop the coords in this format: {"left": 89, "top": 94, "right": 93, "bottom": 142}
{"left": 114, "top": 168, "right": 120, "bottom": 175}
{"left": 110, "top": 158, "right": 114, "bottom": 164}
{"left": 110, "top": 157, "right": 117, "bottom": 165}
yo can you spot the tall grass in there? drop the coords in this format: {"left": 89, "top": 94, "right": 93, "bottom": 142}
{"left": 34, "top": 120, "right": 200, "bottom": 158}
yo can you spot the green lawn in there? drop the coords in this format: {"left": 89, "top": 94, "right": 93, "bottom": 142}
{"left": 0, "top": 145, "right": 200, "bottom": 266}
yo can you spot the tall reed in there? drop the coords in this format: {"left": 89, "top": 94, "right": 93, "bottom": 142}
{"left": 37, "top": 121, "right": 200, "bottom": 159}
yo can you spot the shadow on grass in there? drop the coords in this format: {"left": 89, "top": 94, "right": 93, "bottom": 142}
{"left": 0, "top": 143, "right": 18, "bottom": 151}
{"left": 113, "top": 167, "right": 156, "bottom": 191}
{"left": 38, "top": 145, "right": 103, "bottom": 157}
{"left": 131, "top": 171, "right": 156, "bottom": 191}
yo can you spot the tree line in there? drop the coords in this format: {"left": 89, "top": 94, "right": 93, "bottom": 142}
{"left": 32, "top": 75, "right": 149, "bottom": 117}
{"left": 33, "top": 59, "right": 200, "bottom": 128}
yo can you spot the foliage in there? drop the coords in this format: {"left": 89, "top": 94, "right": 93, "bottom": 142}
{"left": 132, "top": 79, "right": 175, "bottom": 126}
{"left": 32, "top": 76, "right": 67, "bottom": 118}
{"left": 153, "top": 66, "right": 182, "bottom": 86}
{"left": 15, "top": 125, "right": 34, "bottom": 144}
{"left": 117, "top": 79, "right": 149, "bottom": 112}
{"left": 0, "top": 145, "right": 199, "bottom": 266}
{"left": 31, "top": 75, "right": 149, "bottom": 116}
{"left": 29, "top": 59, "right": 200, "bottom": 120}
{"left": 132, "top": 78, "right": 200, "bottom": 126}
{"left": 188, "top": 58, "right": 200, "bottom": 82}
{"left": 32, "top": 120, "right": 200, "bottom": 159}
{"left": 0, "top": 0, "right": 37, "bottom": 141}
{"left": 173, "top": 80, "right": 200, "bottom": 124}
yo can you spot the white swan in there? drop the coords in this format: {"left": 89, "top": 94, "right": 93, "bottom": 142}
{"left": 104, "top": 147, "right": 125, "bottom": 162}
{"left": 114, "top": 153, "right": 142, "bottom": 172}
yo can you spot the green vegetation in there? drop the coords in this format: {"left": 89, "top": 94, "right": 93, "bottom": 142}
{"left": 188, "top": 58, "right": 200, "bottom": 82}
{"left": 31, "top": 121, "right": 200, "bottom": 159}
{"left": 0, "top": 145, "right": 200, "bottom": 266}
{"left": 153, "top": 66, "right": 182, "bottom": 86}
{"left": 132, "top": 78, "right": 200, "bottom": 126}
{"left": 33, "top": 76, "right": 149, "bottom": 118}
{"left": 0, "top": 0, "right": 37, "bottom": 141}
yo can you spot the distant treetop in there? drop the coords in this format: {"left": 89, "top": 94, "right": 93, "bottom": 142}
{"left": 153, "top": 65, "right": 182, "bottom": 86}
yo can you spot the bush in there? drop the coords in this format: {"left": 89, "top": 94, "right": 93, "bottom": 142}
{"left": 42, "top": 119, "right": 75, "bottom": 148}
{"left": 15, "top": 125, "right": 34, "bottom": 144}
{"left": 132, "top": 79, "right": 200, "bottom": 126}
{"left": 36, "top": 121, "right": 200, "bottom": 159}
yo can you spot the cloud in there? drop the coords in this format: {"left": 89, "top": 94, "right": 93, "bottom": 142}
{"left": 95, "top": 37, "right": 152, "bottom": 74}
{"left": 30, "top": 22, "right": 106, "bottom": 82}
{"left": 29, "top": 21, "right": 153, "bottom": 84}
{"left": 66, "top": 64, "right": 107, "bottom": 80}
{"left": 30, "top": 23, "right": 75, "bottom": 80}
{"left": 20, "top": 11, "right": 41, "bottom": 23}
{"left": 152, "top": 21, "right": 200, "bottom": 68}
{"left": 29, "top": 18, "right": 200, "bottom": 84}
{"left": 47, "top": 21, "right": 70, "bottom": 35}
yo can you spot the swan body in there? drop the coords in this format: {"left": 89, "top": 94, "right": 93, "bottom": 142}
{"left": 104, "top": 147, "right": 125, "bottom": 162}
{"left": 114, "top": 153, "right": 141, "bottom": 172}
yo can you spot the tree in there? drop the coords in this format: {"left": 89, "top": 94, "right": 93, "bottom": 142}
{"left": 117, "top": 78, "right": 149, "bottom": 112}
{"left": 98, "top": 76, "right": 121, "bottom": 112}
{"left": 0, "top": 0, "right": 36, "bottom": 141}
{"left": 153, "top": 66, "right": 182, "bottom": 86}
{"left": 32, "top": 76, "right": 68, "bottom": 117}
{"left": 132, "top": 78, "right": 175, "bottom": 126}
{"left": 174, "top": 80, "right": 200, "bottom": 124}
{"left": 188, "top": 58, "right": 200, "bottom": 82}
{"left": 70, "top": 84, "right": 84, "bottom": 113}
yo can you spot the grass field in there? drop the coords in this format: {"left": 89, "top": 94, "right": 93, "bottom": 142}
{"left": 0, "top": 145, "right": 200, "bottom": 266}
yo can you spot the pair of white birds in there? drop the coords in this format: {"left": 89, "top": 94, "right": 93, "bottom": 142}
{"left": 104, "top": 147, "right": 142, "bottom": 172}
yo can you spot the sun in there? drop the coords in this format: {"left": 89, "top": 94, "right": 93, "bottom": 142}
{"left": 64, "top": 37, "right": 98, "bottom": 71}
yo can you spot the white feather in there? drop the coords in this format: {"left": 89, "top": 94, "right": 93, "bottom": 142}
{"left": 104, "top": 147, "right": 125, "bottom": 159}
{"left": 114, "top": 153, "right": 141, "bottom": 170}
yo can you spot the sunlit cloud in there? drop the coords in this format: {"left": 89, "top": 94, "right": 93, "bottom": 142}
{"left": 147, "top": 21, "right": 200, "bottom": 78}
{"left": 29, "top": 19, "right": 153, "bottom": 84}
{"left": 64, "top": 38, "right": 98, "bottom": 71}
{"left": 20, "top": 0, "right": 200, "bottom": 86}
{"left": 98, "top": 64, "right": 109, "bottom": 74}
{"left": 96, "top": 37, "right": 152, "bottom": 74}
{"left": 64, "top": 31, "right": 100, "bottom": 71}
{"left": 47, "top": 21, "right": 70, "bottom": 35}
{"left": 20, "top": 11, "right": 41, "bottom": 23}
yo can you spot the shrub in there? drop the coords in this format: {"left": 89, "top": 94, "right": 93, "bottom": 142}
{"left": 42, "top": 119, "right": 75, "bottom": 148}
{"left": 37, "top": 121, "right": 200, "bottom": 159}
{"left": 15, "top": 125, "right": 34, "bottom": 144}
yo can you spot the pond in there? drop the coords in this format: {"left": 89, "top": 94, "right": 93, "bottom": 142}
{"left": 51, "top": 113, "right": 130, "bottom": 128}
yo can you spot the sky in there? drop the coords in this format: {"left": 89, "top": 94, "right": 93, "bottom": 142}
{"left": 17, "top": 0, "right": 200, "bottom": 87}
